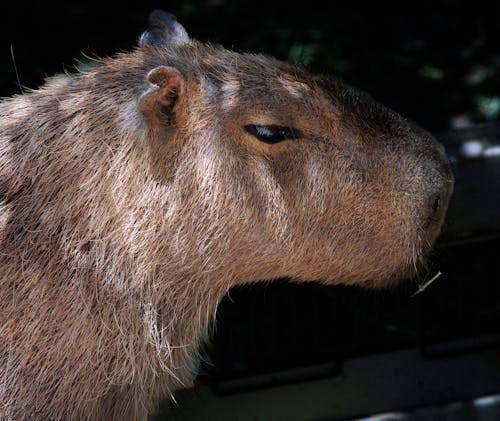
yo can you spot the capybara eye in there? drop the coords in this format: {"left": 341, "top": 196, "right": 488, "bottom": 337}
{"left": 244, "top": 124, "right": 302, "bottom": 144}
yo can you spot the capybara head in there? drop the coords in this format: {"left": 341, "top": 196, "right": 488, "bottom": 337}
{"left": 0, "top": 10, "right": 453, "bottom": 420}
{"left": 134, "top": 11, "right": 453, "bottom": 288}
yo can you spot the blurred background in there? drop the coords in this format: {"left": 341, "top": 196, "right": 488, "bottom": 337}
{"left": 1, "top": 1, "right": 500, "bottom": 420}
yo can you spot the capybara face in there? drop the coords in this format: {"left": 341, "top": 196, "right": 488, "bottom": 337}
{"left": 136, "top": 15, "right": 453, "bottom": 289}
{"left": 0, "top": 10, "right": 453, "bottom": 420}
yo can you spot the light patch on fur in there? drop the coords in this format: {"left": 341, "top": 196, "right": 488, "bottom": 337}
{"left": 202, "top": 78, "right": 218, "bottom": 104}
{"left": 7, "top": 97, "right": 32, "bottom": 120}
{"left": 142, "top": 301, "right": 184, "bottom": 385}
{"left": 44, "top": 73, "right": 73, "bottom": 88}
{"left": 221, "top": 79, "right": 241, "bottom": 110}
{"left": 251, "top": 157, "right": 289, "bottom": 239}
{"left": 304, "top": 157, "right": 329, "bottom": 215}
{"left": 196, "top": 144, "right": 219, "bottom": 193}
{"left": 279, "top": 77, "right": 311, "bottom": 98}
{"left": 119, "top": 101, "right": 146, "bottom": 135}
{"left": 58, "top": 92, "right": 92, "bottom": 112}
{"left": 0, "top": 202, "right": 8, "bottom": 238}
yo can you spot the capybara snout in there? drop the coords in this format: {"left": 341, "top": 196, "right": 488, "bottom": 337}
{"left": 224, "top": 72, "right": 455, "bottom": 286}
{"left": 0, "top": 10, "right": 453, "bottom": 420}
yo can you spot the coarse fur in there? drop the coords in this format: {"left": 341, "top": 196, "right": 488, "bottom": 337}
{"left": 0, "top": 11, "right": 453, "bottom": 420}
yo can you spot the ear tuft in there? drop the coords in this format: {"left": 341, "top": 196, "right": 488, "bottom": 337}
{"left": 139, "top": 10, "right": 189, "bottom": 47}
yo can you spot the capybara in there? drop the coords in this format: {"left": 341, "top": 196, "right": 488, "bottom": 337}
{"left": 0, "top": 10, "right": 453, "bottom": 420}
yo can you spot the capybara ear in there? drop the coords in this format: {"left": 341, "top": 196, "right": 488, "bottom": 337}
{"left": 139, "top": 66, "right": 185, "bottom": 128}
{"left": 139, "top": 10, "right": 189, "bottom": 47}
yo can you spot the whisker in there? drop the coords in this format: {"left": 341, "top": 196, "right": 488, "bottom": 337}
{"left": 10, "top": 44, "right": 23, "bottom": 94}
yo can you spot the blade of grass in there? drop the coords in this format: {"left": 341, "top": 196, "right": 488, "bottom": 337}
{"left": 411, "top": 271, "right": 442, "bottom": 297}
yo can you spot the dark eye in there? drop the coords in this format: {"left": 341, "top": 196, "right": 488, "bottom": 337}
{"left": 244, "top": 124, "right": 302, "bottom": 144}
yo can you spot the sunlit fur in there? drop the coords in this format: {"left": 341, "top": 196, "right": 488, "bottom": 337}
{"left": 0, "top": 30, "right": 452, "bottom": 420}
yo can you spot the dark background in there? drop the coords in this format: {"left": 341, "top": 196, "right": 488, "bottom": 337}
{"left": 2, "top": 2, "right": 500, "bottom": 419}
{"left": 2, "top": 1, "right": 500, "bottom": 132}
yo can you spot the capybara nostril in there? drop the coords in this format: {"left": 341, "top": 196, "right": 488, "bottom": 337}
{"left": 427, "top": 192, "right": 445, "bottom": 224}
{"left": 432, "top": 194, "right": 442, "bottom": 216}
{"left": 423, "top": 176, "right": 453, "bottom": 231}
{"left": 422, "top": 173, "right": 453, "bottom": 236}
{"left": 434, "top": 164, "right": 454, "bottom": 214}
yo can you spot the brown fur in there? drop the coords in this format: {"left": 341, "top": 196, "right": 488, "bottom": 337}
{"left": 0, "top": 12, "right": 453, "bottom": 420}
